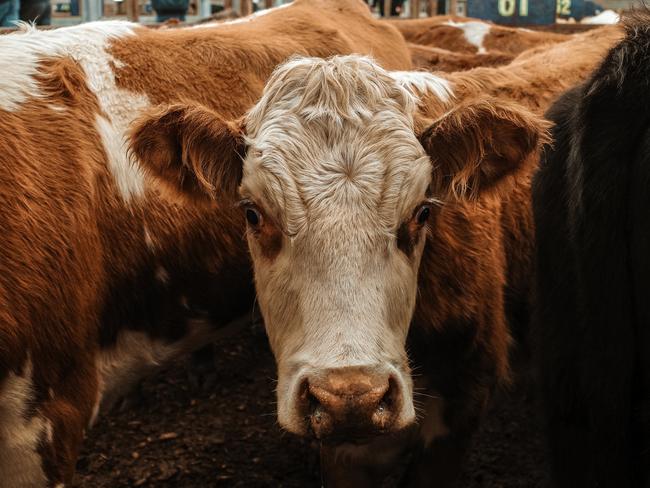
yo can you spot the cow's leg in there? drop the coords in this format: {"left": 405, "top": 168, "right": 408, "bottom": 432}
{"left": 0, "top": 353, "right": 96, "bottom": 487}
{"left": 38, "top": 399, "right": 93, "bottom": 485}
{"left": 37, "top": 358, "right": 99, "bottom": 486}
{"left": 0, "top": 367, "right": 50, "bottom": 487}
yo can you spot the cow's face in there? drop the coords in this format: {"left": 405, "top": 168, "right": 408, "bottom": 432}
{"left": 129, "top": 55, "right": 549, "bottom": 441}
{"left": 238, "top": 57, "right": 436, "bottom": 438}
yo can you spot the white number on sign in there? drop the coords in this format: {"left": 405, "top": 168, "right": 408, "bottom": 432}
{"left": 557, "top": 0, "right": 571, "bottom": 15}
{"left": 498, "top": 0, "right": 529, "bottom": 16}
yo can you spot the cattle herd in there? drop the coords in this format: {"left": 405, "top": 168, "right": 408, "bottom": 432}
{"left": 0, "top": 1, "right": 648, "bottom": 487}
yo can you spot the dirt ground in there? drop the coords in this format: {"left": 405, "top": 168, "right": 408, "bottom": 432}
{"left": 75, "top": 321, "right": 550, "bottom": 487}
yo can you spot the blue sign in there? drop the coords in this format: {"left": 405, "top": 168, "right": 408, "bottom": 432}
{"left": 467, "top": 0, "right": 556, "bottom": 25}
{"left": 557, "top": 0, "right": 586, "bottom": 20}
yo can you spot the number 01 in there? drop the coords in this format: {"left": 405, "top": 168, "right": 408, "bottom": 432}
{"left": 498, "top": 0, "right": 529, "bottom": 16}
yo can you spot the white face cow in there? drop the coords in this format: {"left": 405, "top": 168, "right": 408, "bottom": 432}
{"left": 129, "top": 55, "right": 546, "bottom": 440}
{"left": 238, "top": 56, "right": 440, "bottom": 437}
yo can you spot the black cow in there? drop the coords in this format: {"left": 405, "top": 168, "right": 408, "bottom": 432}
{"left": 532, "top": 9, "right": 650, "bottom": 488}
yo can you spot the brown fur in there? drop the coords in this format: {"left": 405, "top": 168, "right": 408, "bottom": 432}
{"left": 444, "top": 25, "right": 624, "bottom": 115}
{"left": 389, "top": 16, "right": 568, "bottom": 55}
{"left": 409, "top": 43, "right": 514, "bottom": 72}
{"left": 0, "top": 0, "right": 411, "bottom": 484}
{"left": 419, "top": 97, "right": 551, "bottom": 200}
{"left": 129, "top": 103, "right": 246, "bottom": 204}
{"left": 402, "top": 23, "right": 624, "bottom": 488}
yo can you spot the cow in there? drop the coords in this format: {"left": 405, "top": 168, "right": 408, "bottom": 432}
{"left": 408, "top": 42, "right": 513, "bottom": 72}
{"left": 0, "top": 0, "right": 411, "bottom": 485}
{"left": 388, "top": 16, "right": 569, "bottom": 56}
{"left": 128, "top": 54, "right": 550, "bottom": 487}
{"left": 126, "top": 13, "right": 628, "bottom": 488}
{"left": 532, "top": 9, "right": 650, "bottom": 488}
{"left": 432, "top": 24, "right": 623, "bottom": 115}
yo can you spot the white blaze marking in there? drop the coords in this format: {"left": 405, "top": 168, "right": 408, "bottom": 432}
{"left": 444, "top": 20, "right": 491, "bottom": 54}
{"left": 0, "top": 21, "right": 150, "bottom": 201}
{"left": 0, "top": 356, "right": 49, "bottom": 487}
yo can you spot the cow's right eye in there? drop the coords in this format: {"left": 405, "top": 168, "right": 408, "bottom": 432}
{"left": 245, "top": 207, "right": 262, "bottom": 228}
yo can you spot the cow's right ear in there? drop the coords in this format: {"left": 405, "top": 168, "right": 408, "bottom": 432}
{"left": 417, "top": 98, "right": 550, "bottom": 201}
{"left": 128, "top": 103, "right": 245, "bottom": 204}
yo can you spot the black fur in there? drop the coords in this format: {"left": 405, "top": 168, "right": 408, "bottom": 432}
{"left": 532, "top": 10, "right": 650, "bottom": 487}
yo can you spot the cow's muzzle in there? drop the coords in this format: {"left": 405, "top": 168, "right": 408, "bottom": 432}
{"left": 297, "top": 366, "right": 406, "bottom": 440}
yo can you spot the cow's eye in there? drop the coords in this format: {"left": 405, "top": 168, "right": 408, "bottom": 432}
{"left": 245, "top": 206, "right": 262, "bottom": 228}
{"left": 415, "top": 204, "right": 431, "bottom": 225}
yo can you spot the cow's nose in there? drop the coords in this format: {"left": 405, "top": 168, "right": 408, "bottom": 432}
{"left": 301, "top": 366, "right": 401, "bottom": 439}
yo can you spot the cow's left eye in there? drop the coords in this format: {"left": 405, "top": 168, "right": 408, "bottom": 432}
{"left": 415, "top": 204, "right": 431, "bottom": 225}
{"left": 245, "top": 207, "right": 262, "bottom": 228}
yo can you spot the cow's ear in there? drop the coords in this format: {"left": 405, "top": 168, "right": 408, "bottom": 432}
{"left": 128, "top": 103, "right": 245, "bottom": 204}
{"left": 418, "top": 98, "right": 550, "bottom": 201}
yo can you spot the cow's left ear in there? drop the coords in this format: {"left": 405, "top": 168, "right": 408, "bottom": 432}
{"left": 418, "top": 98, "right": 550, "bottom": 201}
{"left": 128, "top": 103, "right": 246, "bottom": 204}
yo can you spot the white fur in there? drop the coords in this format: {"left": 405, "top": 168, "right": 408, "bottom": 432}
{"left": 389, "top": 70, "right": 453, "bottom": 103}
{"left": 240, "top": 56, "right": 445, "bottom": 434}
{"left": 96, "top": 114, "right": 146, "bottom": 200}
{"left": 582, "top": 9, "right": 619, "bottom": 24}
{"left": 0, "top": 356, "right": 49, "bottom": 487}
{"left": 0, "top": 21, "right": 149, "bottom": 201}
{"left": 95, "top": 318, "right": 215, "bottom": 413}
{"left": 444, "top": 20, "right": 491, "bottom": 54}
{"left": 192, "top": 2, "right": 291, "bottom": 28}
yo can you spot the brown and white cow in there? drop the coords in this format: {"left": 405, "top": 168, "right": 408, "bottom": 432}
{"left": 0, "top": 0, "right": 411, "bottom": 485}
{"left": 433, "top": 24, "right": 623, "bottom": 115}
{"left": 389, "top": 16, "right": 569, "bottom": 56}
{"left": 128, "top": 54, "right": 548, "bottom": 486}
{"left": 128, "top": 22, "right": 626, "bottom": 486}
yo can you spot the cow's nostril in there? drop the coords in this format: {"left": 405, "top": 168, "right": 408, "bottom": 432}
{"left": 307, "top": 389, "right": 322, "bottom": 418}
{"left": 305, "top": 385, "right": 336, "bottom": 437}
{"left": 372, "top": 378, "right": 398, "bottom": 429}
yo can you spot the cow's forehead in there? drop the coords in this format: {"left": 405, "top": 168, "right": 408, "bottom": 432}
{"left": 242, "top": 115, "right": 431, "bottom": 237}
{"left": 240, "top": 56, "right": 433, "bottom": 236}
